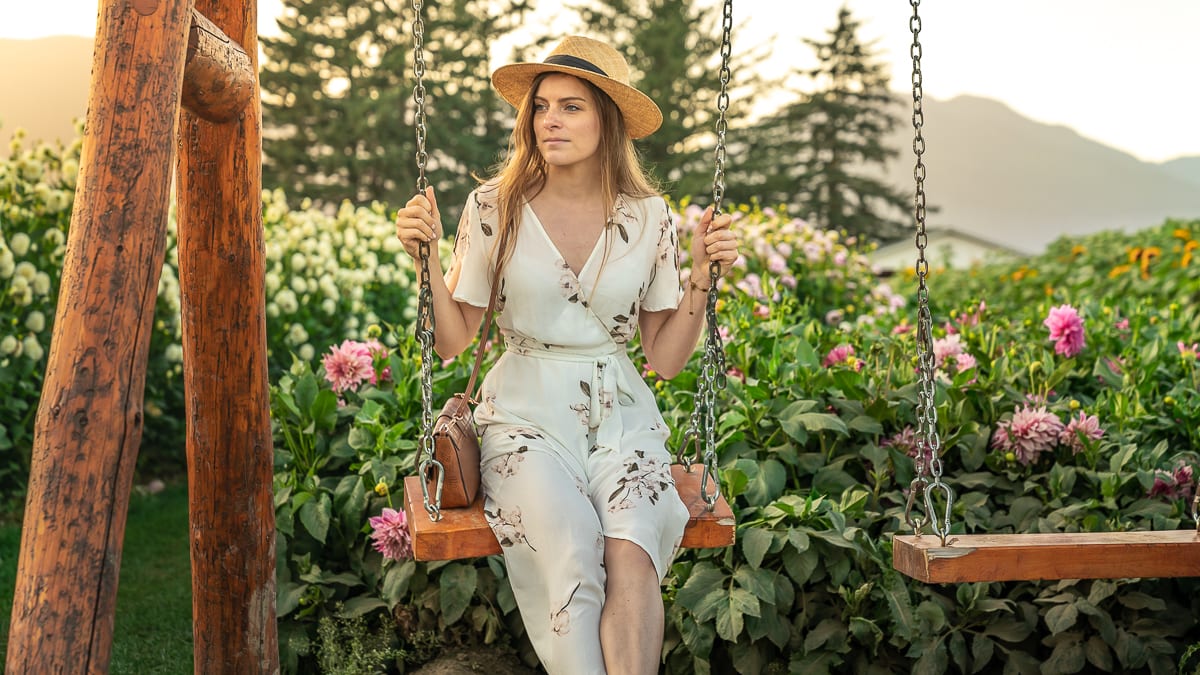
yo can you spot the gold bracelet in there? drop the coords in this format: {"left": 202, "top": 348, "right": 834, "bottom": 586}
{"left": 687, "top": 280, "right": 711, "bottom": 315}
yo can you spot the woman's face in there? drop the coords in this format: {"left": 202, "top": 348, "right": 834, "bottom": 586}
{"left": 531, "top": 74, "right": 603, "bottom": 171}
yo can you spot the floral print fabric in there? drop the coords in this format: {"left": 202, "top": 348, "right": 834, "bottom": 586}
{"left": 448, "top": 184, "right": 690, "bottom": 674}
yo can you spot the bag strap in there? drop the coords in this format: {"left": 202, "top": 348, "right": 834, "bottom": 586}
{"left": 461, "top": 282, "right": 499, "bottom": 401}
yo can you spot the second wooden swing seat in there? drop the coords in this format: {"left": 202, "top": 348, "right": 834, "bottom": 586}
{"left": 891, "top": 0, "right": 1200, "bottom": 585}
{"left": 893, "top": 531, "right": 1200, "bottom": 583}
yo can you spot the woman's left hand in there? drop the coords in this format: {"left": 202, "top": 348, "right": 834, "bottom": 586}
{"left": 690, "top": 205, "right": 739, "bottom": 280}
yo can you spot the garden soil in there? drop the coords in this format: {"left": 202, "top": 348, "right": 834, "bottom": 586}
{"left": 412, "top": 645, "right": 540, "bottom": 675}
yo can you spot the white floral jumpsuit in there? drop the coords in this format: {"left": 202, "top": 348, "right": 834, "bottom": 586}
{"left": 448, "top": 183, "right": 691, "bottom": 674}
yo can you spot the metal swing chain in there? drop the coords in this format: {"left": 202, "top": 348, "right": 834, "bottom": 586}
{"left": 680, "top": 0, "right": 732, "bottom": 510}
{"left": 411, "top": 0, "right": 443, "bottom": 521}
{"left": 901, "top": 0, "right": 955, "bottom": 545}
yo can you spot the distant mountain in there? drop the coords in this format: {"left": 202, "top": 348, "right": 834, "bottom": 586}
{"left": 1160, "top": 157, "right": 1200, "bottom": 186}
{"left": 878, "top": 95, "right": 1200, "bottom": 253}
{"left": 0, "top": 36, "right": 93, "bottom": 147}
{"left": 4, "top": 37, "right": 1199, "bottom": 256}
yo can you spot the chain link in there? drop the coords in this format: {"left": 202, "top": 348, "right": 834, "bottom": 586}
{"left": 679, "top": 0, "right": 733, "bottom": 509}
{"left": 411, "top": 0, "right": 443, "bottom": 521}
{"left": 901, "top": 0, "right": 955, "bottom": 544}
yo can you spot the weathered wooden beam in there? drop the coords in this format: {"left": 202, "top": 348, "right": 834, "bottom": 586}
{"left": 176, "top": 0, "right": 276, "bottom": 667}
{"left": 4, "top": 0, "right": 194, "bottom": 671}
{"left": 181, "top": 8, "right": 254, "bottom": 122}
{"left": 404, "top": 464, "right": 736, "bottom": 561}
{"left": 893, "top": 530, "right": 1200, "bottom": 583}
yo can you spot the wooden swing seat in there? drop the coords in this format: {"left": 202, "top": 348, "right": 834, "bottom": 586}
{"left": 403, "top": 463, "right": 736, "bottom": 561}
{"left": 893, "top": 530, "right": 1200, "bottom": 583}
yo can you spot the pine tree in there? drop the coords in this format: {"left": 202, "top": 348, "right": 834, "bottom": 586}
{"left": 738, "top": 6, "right": 909, "bottom": 242}
{"left": 260, "top": 0, "right": 528, "bottom": 217}
{"left": 572, "top": 0, "right": 771, "bottom": 200}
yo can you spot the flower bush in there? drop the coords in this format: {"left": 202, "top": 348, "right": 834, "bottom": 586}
{"left": 5, "top": 127, "right": 1200, "bottom": 672}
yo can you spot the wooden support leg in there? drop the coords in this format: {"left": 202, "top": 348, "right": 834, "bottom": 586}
{"left": 4, "top": 0, "right": 194, "bottom": 671}
{"left": 176, "top": 0, "right": 277, "bottom": 671}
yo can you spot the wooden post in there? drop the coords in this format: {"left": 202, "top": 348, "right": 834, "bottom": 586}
{"left": 176, "top": 0, "right": 278, "bottom": 669}
{"left": 4, "top": 0, "right": 194, "bottom": 670}
{"left": 182, "top": 9, "right": 256, "bottom": 122}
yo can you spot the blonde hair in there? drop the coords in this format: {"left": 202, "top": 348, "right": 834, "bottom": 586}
{"left": 484, "top": 73, "right": 660, "bottom": 286}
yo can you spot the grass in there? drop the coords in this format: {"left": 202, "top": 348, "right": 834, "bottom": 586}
{"left": 1, "top": 483, "right": 194, "bottom": 673}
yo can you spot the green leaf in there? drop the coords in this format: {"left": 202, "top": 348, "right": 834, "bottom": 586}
{"left": 803, "top": 618, "right": 845, "bottom": 651}
{"left": 971, "top": 634, "right": 995, "bottom": 672}
{"left": 276, "top": 581, "right": 307, "bottom": 618}
{"left": 294, "top": 372, "right": 318, "bottom": 418}
{"left": 438, "top": 563, "right": 478, "bottom": 625}
{"left": 729, "top": 587, "right": 761, "bottom": 619}
{"left": 275, "top": 500, "right": 294, "bottom": 538}
{"left": 679, "top": 614, "right": 715, "bottom": 660}
{"left": 1117, "top": 591, "right": 1166, "bottom": 611}
{"left": 1087, "top": 579, "right": 1117, "bottom": 605}
{"left": 339, "top": 596, "right": 387, "bottom": 617}
{"left": 1043, "top": 634, "right": 1085, "bottom": 674}
{"left": 1044, "top": 603, "right": 1078, "bottom": 634}
{"left": 734, "top": 566, "right": 776, "bottom": 604}
{"left": 348, "top": 426, "right": 376, "bottom": 451}
{"left": 310, "top": 390, "right": 339, "bottom": 432}
{"left": 780, "top": 408, "right": 849, "bottom": 440}
{"left": 849, "top": 616, "right": 883, "bottom": 649}
{"left": 846, "top": 415, "right": 883, "bottom": 435}
{"left": 915, "top": 600, "right": 946, "bottom": 632}
{"left": 983, "top": 618, "right": 1032, "bottom": 643}
{"left": 381, "top": 560, "right": 415, "bottom": 608}
{"left": 1085, "top": 635, "right": 1113, "bottom": 671}
{"left": 678, "top": 568, "right": 727, "bottom": 623}
{"left": 298, "top": 492, "right": 332, "bottom": 544}
{"left": 274, "top": 389, "right": 301, "bottom": 420}
{"left": 741, "top": 527, "right": 774, "bottom": 568}
{"left": 745, "top": 458, "right": 787, "bottom": 505}
{"left": 788, "top": 529, "right": 810, "bottom": 552}
{"left": 782, "top": 546, "right": 819, "bottom": 585}
{"left": 715, "top": 595, "right": 745, "bottom": 641}
{"left": 882, "top": 573, "right": 915, "bottom": 641}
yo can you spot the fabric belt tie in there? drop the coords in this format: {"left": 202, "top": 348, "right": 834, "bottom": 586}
{"left": 503, "top": 337, "right": 635, "bottom": 452}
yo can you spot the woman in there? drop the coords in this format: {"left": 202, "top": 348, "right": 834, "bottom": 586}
{"left": 395, "top": 35, "right": 739, "bottom": 675}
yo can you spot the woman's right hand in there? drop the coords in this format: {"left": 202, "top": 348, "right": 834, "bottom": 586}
{"left": 394, "top": 186, "right": 443, "bottom": 259}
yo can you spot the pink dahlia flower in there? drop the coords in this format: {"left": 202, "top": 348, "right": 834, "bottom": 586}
{"left": 368, "top": 507, "right": 413, "bottom": 561}
{"left": 1059, "top": 411, "right": 1104, "bottom": 454}
{"left": 322, "top": 340, "right": 376, "bottom": 393}
{"left": 1043, "top": 304, "right": 1086, "bottom": 358}
{"left": 992, "top": 405, "right": 1065, "bottom": 465}
{"left": 820, "top": 343, "right": 859, "bottom": 369}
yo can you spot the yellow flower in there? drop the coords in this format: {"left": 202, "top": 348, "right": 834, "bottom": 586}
{"left": 374, "top": 482, "right": 389, "bottom": 497}
{"left": 1139, "top": 246, "right": 1161, "bottom": 279}
{"left": 1127, "top": 246, "right": 1143, "bottom": 263}
{"left": 1108, "top": 264, "right": 1131, "bottom": 279}
{"left": 1069, "top": 399, "right": 1080, "bottom": 410}
{"left": 1173, "top": 228, "right": 1192, "bottom": 240}
{"left": 1182, "top": 240, "right": 1197, "bottom": 267}
{"left": 1164, "top": 396, "right": 1176, "bottom": 406}
{"left": 1070, "top": 244, "right": 1087, "bottom": 258}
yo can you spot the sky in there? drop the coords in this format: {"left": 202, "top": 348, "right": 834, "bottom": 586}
{"left": 4, "top": 0, "right": 1198, "bottom": 163}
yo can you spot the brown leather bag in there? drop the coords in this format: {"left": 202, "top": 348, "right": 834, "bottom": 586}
{"left": 426, "top": 287, "right": 498, "bottom": 509}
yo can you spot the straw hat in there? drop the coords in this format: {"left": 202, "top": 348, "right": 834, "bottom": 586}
{"left": 491, "top": 36, "right": 663, "bottom": 139}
